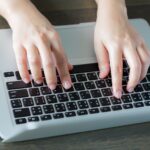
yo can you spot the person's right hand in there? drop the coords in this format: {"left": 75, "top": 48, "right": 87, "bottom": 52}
{"left": 3, "top": 0, "right": 73, "bottom": 90}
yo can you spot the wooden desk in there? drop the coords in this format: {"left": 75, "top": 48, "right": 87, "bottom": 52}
{"left": 1, "top": 3, "right": 150, "bottom": 150}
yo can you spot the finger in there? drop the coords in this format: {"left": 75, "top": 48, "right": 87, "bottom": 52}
{"left": 137, "top": 42, "right": 150, "bottom": 81}
{"left": 50, "top": 34, "right": 72, "bottom": 89}
{"left": 123, "top": 45, "right": 142, "bottom": 92}
{"left": 13, "top": 45, "right": 30, "bottom": 83}
{"left": 94, "top": 41, "right": 110, "bottom": 78}
{"left": 107, "top": 45, "right": 123, "bottom": 98}
{"left": 68, "top": 63, "right": 73, "bottom": 71}
{"left": 26, "top": 44, "right": 43, "bottom": 84}
{"left": 36, "top": 37, "right": 57, "bottom": 90}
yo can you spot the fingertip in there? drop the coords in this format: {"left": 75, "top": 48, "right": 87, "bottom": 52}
{"left": 63, "top": 80, "right": 72, "bottom": 89}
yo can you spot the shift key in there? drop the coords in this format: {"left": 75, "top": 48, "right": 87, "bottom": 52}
{"left": 9, "top": 89, "right": 28, "bottom": 99}
{"left": 13, "top": 108, "right": 30, "bottom": 118}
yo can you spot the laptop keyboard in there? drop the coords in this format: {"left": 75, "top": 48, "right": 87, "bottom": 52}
{"left": 3, "top": 60, "right": 150, "bottom": 125}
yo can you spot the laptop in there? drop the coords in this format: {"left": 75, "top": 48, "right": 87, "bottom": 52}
{"left": 0, "top": 19, "right": 150, "bottom": 142}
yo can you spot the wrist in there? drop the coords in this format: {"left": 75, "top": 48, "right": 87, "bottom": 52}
{"left": 0, "top": 0, "right": 35, "bottom": 28}
{"left": 96, "top": 0, "right": 128, "bottom": 21}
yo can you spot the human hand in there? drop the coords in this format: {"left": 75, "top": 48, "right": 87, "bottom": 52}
{"left": 2, "top": 0, "right": 73, "bottom": 90}
{"left": 94, "top": 0, "right": 150, "bottom": 98}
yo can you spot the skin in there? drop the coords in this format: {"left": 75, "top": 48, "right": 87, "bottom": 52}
{"left": 0, "top": 0, "right": 150, "bottom": 98}
{"left": 95, "top": 0, "right": 150, "bottom": 98}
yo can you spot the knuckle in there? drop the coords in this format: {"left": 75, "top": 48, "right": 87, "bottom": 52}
{"left": 44, "top": 61, "right": 54, "bottom": 69}
{"left": 132, "top": 61, "right": 141, "bottom": 71}
{"left": 49, "top": 31, "right": 59, "bottom": 41}
{"left": 17, "top": 57, "right": 26, "bottom": 65}
{"left": 30, "top": 57, "right": 40, "bottom": 66}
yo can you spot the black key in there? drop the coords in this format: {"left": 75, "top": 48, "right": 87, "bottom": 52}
{"left": 15, "top": 71, "right": 21, "bottom": 80}
{"left": 141, "top": 78, "right": 147, "bottom": 83}
{"left": 131, "top": 93, "right": 143, "bottom": 102}
{"left": 101, "top": 88, "right": 112, "bottom": 97}
{"left": 123, "top": 68, "right": 129, "bottom": 76}
{"left": 100, "top": 107, "right": 111, "bottom": 112}
{"left": 122, "top": 77, "right": 128, "bottom": 85}
{"left": 145, "top": 101, "right": 150, "bottom": 106}
{"left": 34, "top": 96, "right": 46, "bottom": 105}
{"left": 28, "top": 116, "right": 39, "bottom": 122}
{"left": 11, "top": 99, "right": 22, "bottom": 108}
{"left": 43, "top": 78, "right": 47, "bottom": 85}
{"left": 74, "top": 83, "right": 85, "bottom": 91}
{"left": 99, "top": 97, "right": 111, "bottom": 106}
{"left": 148, "top": 67, "right": 150, "bottom": 74}
{"left": 110, "top": 97, "right": 122, "bottom": 105}
{"left": 32, "top": 80, "right": 43, "bottom": 87}
{"left": 72, "top": 63, "right": 99, "bottom": 74}
{"left": 69, "top": 92, "right": 80, "bottom": 101}
{"left": 66, "top": 102, "right": 77, "bottom": 110}
{"left": 134, "top": 102, "right": 144, "bottom": 108}
{"left": 41, "top": 115, "right": 52, "bottom": 121}
{"left": 4, "top": 72, "right": 14, "bottom": 77}
{"left": 87, "top": 72, "right": 98, "bottom": 80}
{"left": 55, "top": 103, "right": 66, "bottom": 112}
{"left": 147, "top": 75, "right": 150, "bottom": 82}
{"left": 13, "top": 108, "right": 30, "bottom": 118}
{"left": 64, "top": 86, "right": 74, "bottom": 92}
{"left": 41, "top": 70, "right": 45, "bottom": 77}
{"left": 9, "top": 89, "right": 28, "bottom": 99}
{"left": 53, "top": 85, "right": 63, "bottom": 94}
{"left": 123, "top": 86, "right": 131, "bottom": 94}
{"left": 142, "top": 92, "right": 150, "bottom": 100}
{"left": 40, "top": 87, "right": 51, "bottom": 95}
{"left": 121, "top": 95, "right": 132, "bottom": 103}
{"left": 89, "top": 108, "right": 99, "bottom": 114}
{"left": 80, "top": 91, "right": 91, "bottom": 99}
{"left": 53, "top": 113, "right": 64, "bottom": 119}
{"left": 57, "top": 93, "right": 69, "bottom": 102}
{"left": 65, "top": 111, "right": 76, "bottom": 117}
{"left": 29, "top": 88, "right": 40, "bottom": 96}
{"left": 123, "top": 60, "right": 128, "bottom": 68}
{"left": 85, "top": 81, "right": 96, "bottom": 90}
{"left": 7, "top": 81, "right": 32, "bottom": 90}
{"left": 31, "top": 106, "right": 43, "bottom": 115}
{"left": 123, "top": 103, "right": 133, "bottom": 109}
{"left": 76, "top": 74, "right": 87, "bottom": 82}
{"left": 95, "top": 80, "right": 106, "bottom": 88}
{"left": 46, "top": 95, "right": 57, "bottom": 103}
{"left": 134, "top": 84, "right": 144, "bottom": 92}
{"left": 78, "top": 100, "right": 89, "bottom": 109}
{"left": 22, "top": 98, "right": 34, "bottom": 107}
{"left": 105, "top": 79, "right": 112, "bottom": 87}
{"left": 70, "top": 75, "right": 76, "bottom": 82}
{"left": 143, "top": 83, "right": 150, "bottom": 91}
{"left": 112, "top": 105, "right": 122, "bottom": 111}
{"left": 57, "top": 76, "right": 61, "bottom": 84}
{"left": 15, "top": 118, "right": 27, "bottom": 124}
{"left": 90, "top": 89, "right": 102, "bottom": 98}
{"left": 77, "top": 110, "right": 88, "bottom": 116}
{"left": 88, "top": 99, "right": 100, "bottom": 108}
{"left": 43, "top": 105, "right": 54, "bottom": 114}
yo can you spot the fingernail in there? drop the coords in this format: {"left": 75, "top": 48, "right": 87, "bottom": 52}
{"left": 49, "top": 84, "right": 56, "bottom": 90}
{"left": 23, "top": 78, "right": 30, "bottom": 84}
{"left": 63, "top": 80, "right": 71, "bottom": 89}
{"left": 36, "top": 79, "right": 43, "bottom": 84}
{"left": 127, "top": 87, "right": 134, "bottom": 93}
